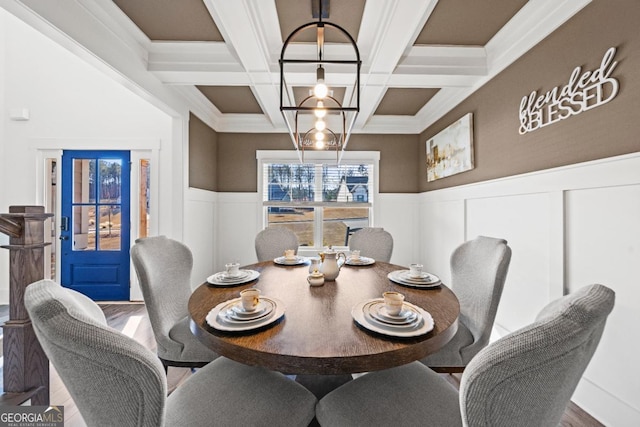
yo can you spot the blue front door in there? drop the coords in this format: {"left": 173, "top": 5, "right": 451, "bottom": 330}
{"left": 60, "top": 150, "right": 130, "bottom": 300}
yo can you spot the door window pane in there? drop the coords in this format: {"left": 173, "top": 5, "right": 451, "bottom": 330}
{"left": 139, "top": 159, "right": 150, "bottom": 238}
{"left": 98, "top": 205, "right": 120, "bottom": 251}
{"left": 98, "top": 159, "right": 122, "bottom": 203}
{"left": 73, "top": 159, "right": 95, "bottom": 204}
{"left": 73, "top": 205, "right": 94, "bottom": 251}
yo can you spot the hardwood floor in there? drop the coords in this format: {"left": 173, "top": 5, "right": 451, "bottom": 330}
{"left": 45, "top": 304, "right": 602, "bottom": 426}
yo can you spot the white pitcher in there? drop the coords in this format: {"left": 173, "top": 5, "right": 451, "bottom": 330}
{"left": 319, "top": 248, "right": 346, "bottom": 281}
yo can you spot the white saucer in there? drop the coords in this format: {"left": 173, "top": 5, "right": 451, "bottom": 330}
{"left": 273, "top": 256, "right": 307, "bottom": 266}
{"left": 363, "top": 301, "right": 421, "bottom": 329}
{"left": 369, "top": 303, "right": 418, "bottom": 325}
{"left": 352, "top": 299, "right": 434, "bottom": 337}
{"left": 387, "top": 270, "right": 441, "bottom": 288}
{"left": 345, "top": 256, "right": 375, "bottom": 266}
{"left": 206, "top": 297, "right": 285, "bottom": 332}
{"left": 206, "top": 269, "right": 260, "bottom": 287}
{"left": 228, "top": 300, "right": 273, "bottom": 321}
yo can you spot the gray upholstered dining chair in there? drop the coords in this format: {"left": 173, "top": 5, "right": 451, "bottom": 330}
{"left": 348, "top": 227, "right": 393, "bottom": 262}
{"left": 422, "top": 235, "right": 511, "bottom": 372}
{"left": 25, "top": 279, "right": 318, "bottom": 427}
{"left": 131, "top": 235, "right": 217, "bottom": 372}
{"left": 254, "top": 226, "right": 299, "bottom": 262}
{"left": 316, "top": 283, "right": 615, "bottom": 427}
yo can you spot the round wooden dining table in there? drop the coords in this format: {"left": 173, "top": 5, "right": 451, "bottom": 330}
{"left": 188, "top": 260, "right": 459, "bottom": 375}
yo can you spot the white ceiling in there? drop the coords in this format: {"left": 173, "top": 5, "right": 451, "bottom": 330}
{"left": 4, "top": 0, "right": 591, "bottom": 135}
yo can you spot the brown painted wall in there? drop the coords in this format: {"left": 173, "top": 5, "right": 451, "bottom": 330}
{"left": 419, "top": 0, "right": 640, "bottom": 192}
{"left": 188, "top": 113, "right": 218, "bottom": 191}
{"left": 216, "top": 133, "right": 419, "bottom": 192}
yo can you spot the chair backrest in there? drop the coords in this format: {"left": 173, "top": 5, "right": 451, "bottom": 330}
{"left": 459, "top": 284, "right": 614, "bottom": 426}
{"left": 131, "top": 236, "right": 193, "bottom": 357}
{"left": 348, "top": 227, "right": 393, "bottom": 262}
{"left": 255, "top": 227, "right": 299, "bottom": 262}
{"left": 450, "top": 236, "right": 511, "bottom": 362}
{"left": 25, "top": 280, "right": 167, "bottom": 427}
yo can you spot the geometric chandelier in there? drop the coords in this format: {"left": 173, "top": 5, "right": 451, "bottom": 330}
{"left": 279, "top": 0, "right": 361, "bottom": 163}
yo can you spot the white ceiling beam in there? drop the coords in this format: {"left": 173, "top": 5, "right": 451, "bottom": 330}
{"left": 396, "top": 46, "right": 487, "bottom": 76}
{"left": 354, "top": 0, "right": 438, "bottom": 128}
{"left": 203, "top": 0, "right": 283, "bottom": 128}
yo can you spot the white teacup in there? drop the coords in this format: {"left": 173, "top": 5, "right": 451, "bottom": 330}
{"left": 240, "top": 288, "right": 261, "bottom": 312}
{"left": 350, "top": 250, "right": 361, "bottom": 260}
{"left": 284, "top": 249, "right": 296, "bottom": 260}
{"left": 409, "top": 263, "right": 424, "bottom": 278}
{"left": 225, "top": 262, "right": 241, "bottom": 277}
{"left": 383, "top": 291, "right": 405, "bottom": 316}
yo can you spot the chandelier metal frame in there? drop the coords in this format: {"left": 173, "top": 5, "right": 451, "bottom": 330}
{"left": 279, "top": 0, "right": 361, "bottom": 163}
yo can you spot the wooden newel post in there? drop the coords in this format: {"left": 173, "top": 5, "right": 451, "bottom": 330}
{"left": 0, "top": 206, "right": 53, "bottom": 405}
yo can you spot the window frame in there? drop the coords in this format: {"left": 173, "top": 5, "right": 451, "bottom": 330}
{"left": 257, "top": 150, "right": 380, "bottom": 251}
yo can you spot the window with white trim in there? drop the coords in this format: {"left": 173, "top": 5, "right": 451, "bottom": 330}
{"left": 258, "top": 151, "right": 378, "bottom": 249}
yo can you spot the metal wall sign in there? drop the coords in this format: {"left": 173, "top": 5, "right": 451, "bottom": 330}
{"left": 518, "top": 47, "right": 619, "bottom": 135}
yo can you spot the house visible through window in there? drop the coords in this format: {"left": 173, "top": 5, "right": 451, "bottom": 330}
{"left": 259, "top": 151, "right": 378, "bottom": 249}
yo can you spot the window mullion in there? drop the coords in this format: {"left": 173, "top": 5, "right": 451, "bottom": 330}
{"left": 314, "top": 163, "right": 323, "bottom": 248}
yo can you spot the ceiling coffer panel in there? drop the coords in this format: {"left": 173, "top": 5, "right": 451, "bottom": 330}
{"left": 113, "top": 0, "right": 224, "bottom": 41}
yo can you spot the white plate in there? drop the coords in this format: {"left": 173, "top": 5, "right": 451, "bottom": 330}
{"left": 206, "top": 269, "right": 260, "bottom": 287}
{"left": 363, "top": 301, "right": 421, "bottom": 329}
{"left": 345, "top": 256, "right": 375, "bottom": 266}
{"left": 273, "top": 256, "right": 307, "bottom": 266}
{"left": 387, "top": 270, "right": 441, "bottom": 288}
{"left": 206, "top": 297, "right": 285, "bottom": 332}
{"left": 352, "top": 299, "right": 434, "bottom": 337}
{"left": 214, "top": 270, "right": 252, "bottom": 282}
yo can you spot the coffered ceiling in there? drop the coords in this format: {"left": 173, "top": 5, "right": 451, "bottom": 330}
{"left": 8, "top": 0, "right": 591, "bottom": 134}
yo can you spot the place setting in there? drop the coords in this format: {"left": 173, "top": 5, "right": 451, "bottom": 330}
{"left": 206, "top": 288, "right": 285, "bottom": 332}
{"left": 351, "top": 291, "right": 434, "bottom": 338}
{"left": 273, "top": 249, "right": 308, "bottom": 266}
{"left": 344, "top": 250, "right": 375, "bottom": 266}
{"left": 206, "top": 261, "right": 260, "bottom": 287}
{"left": 387, "top": 263, "right": 441, "bottom": 288}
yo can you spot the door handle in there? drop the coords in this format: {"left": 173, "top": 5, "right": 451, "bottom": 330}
{"left": 59, "top": 235, "right": 69, "bottom": 240}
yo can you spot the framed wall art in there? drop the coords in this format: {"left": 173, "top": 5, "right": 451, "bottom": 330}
{"left": 426, "top": 112, "right": 474, "bottom": 182}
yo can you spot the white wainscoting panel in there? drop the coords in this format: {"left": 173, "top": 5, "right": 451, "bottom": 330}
{"left": 184, "top": 188, "right": 218, "bottom": 289}
{"left": 419, "top": 152, "right": 640, "bottom": 426}
{"left": 466, "top": 193, "right": 553, "bottom": 333}
{"left": 376, "top": 194, "right": 420, "bottom": 267}
{"left": 565, "top": 184, "right": 640, "bottom": 426}
{"left": 419, "top": 199, "right": 465, "bottom": 285}
{"left": 215, "top": 193, "right": 263, "bottom": 271}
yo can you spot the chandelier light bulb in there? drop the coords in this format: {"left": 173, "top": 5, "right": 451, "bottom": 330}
{"left": 314, "top": 101, "right": 326, "bottom": 118}
{"left": 315, "top": 119, "right": 326, "bottom": 131}
{"left": 315, "top": 131, "right": 325, "bottom": 141}
{"left": 315, "top": 139, "right": 325, "bottom": 149}
{"left": 314, "top": 82, "right": 328, "bottom": 99}
{"left": 313, "top": 66, "right": 328, "bottom": 99}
